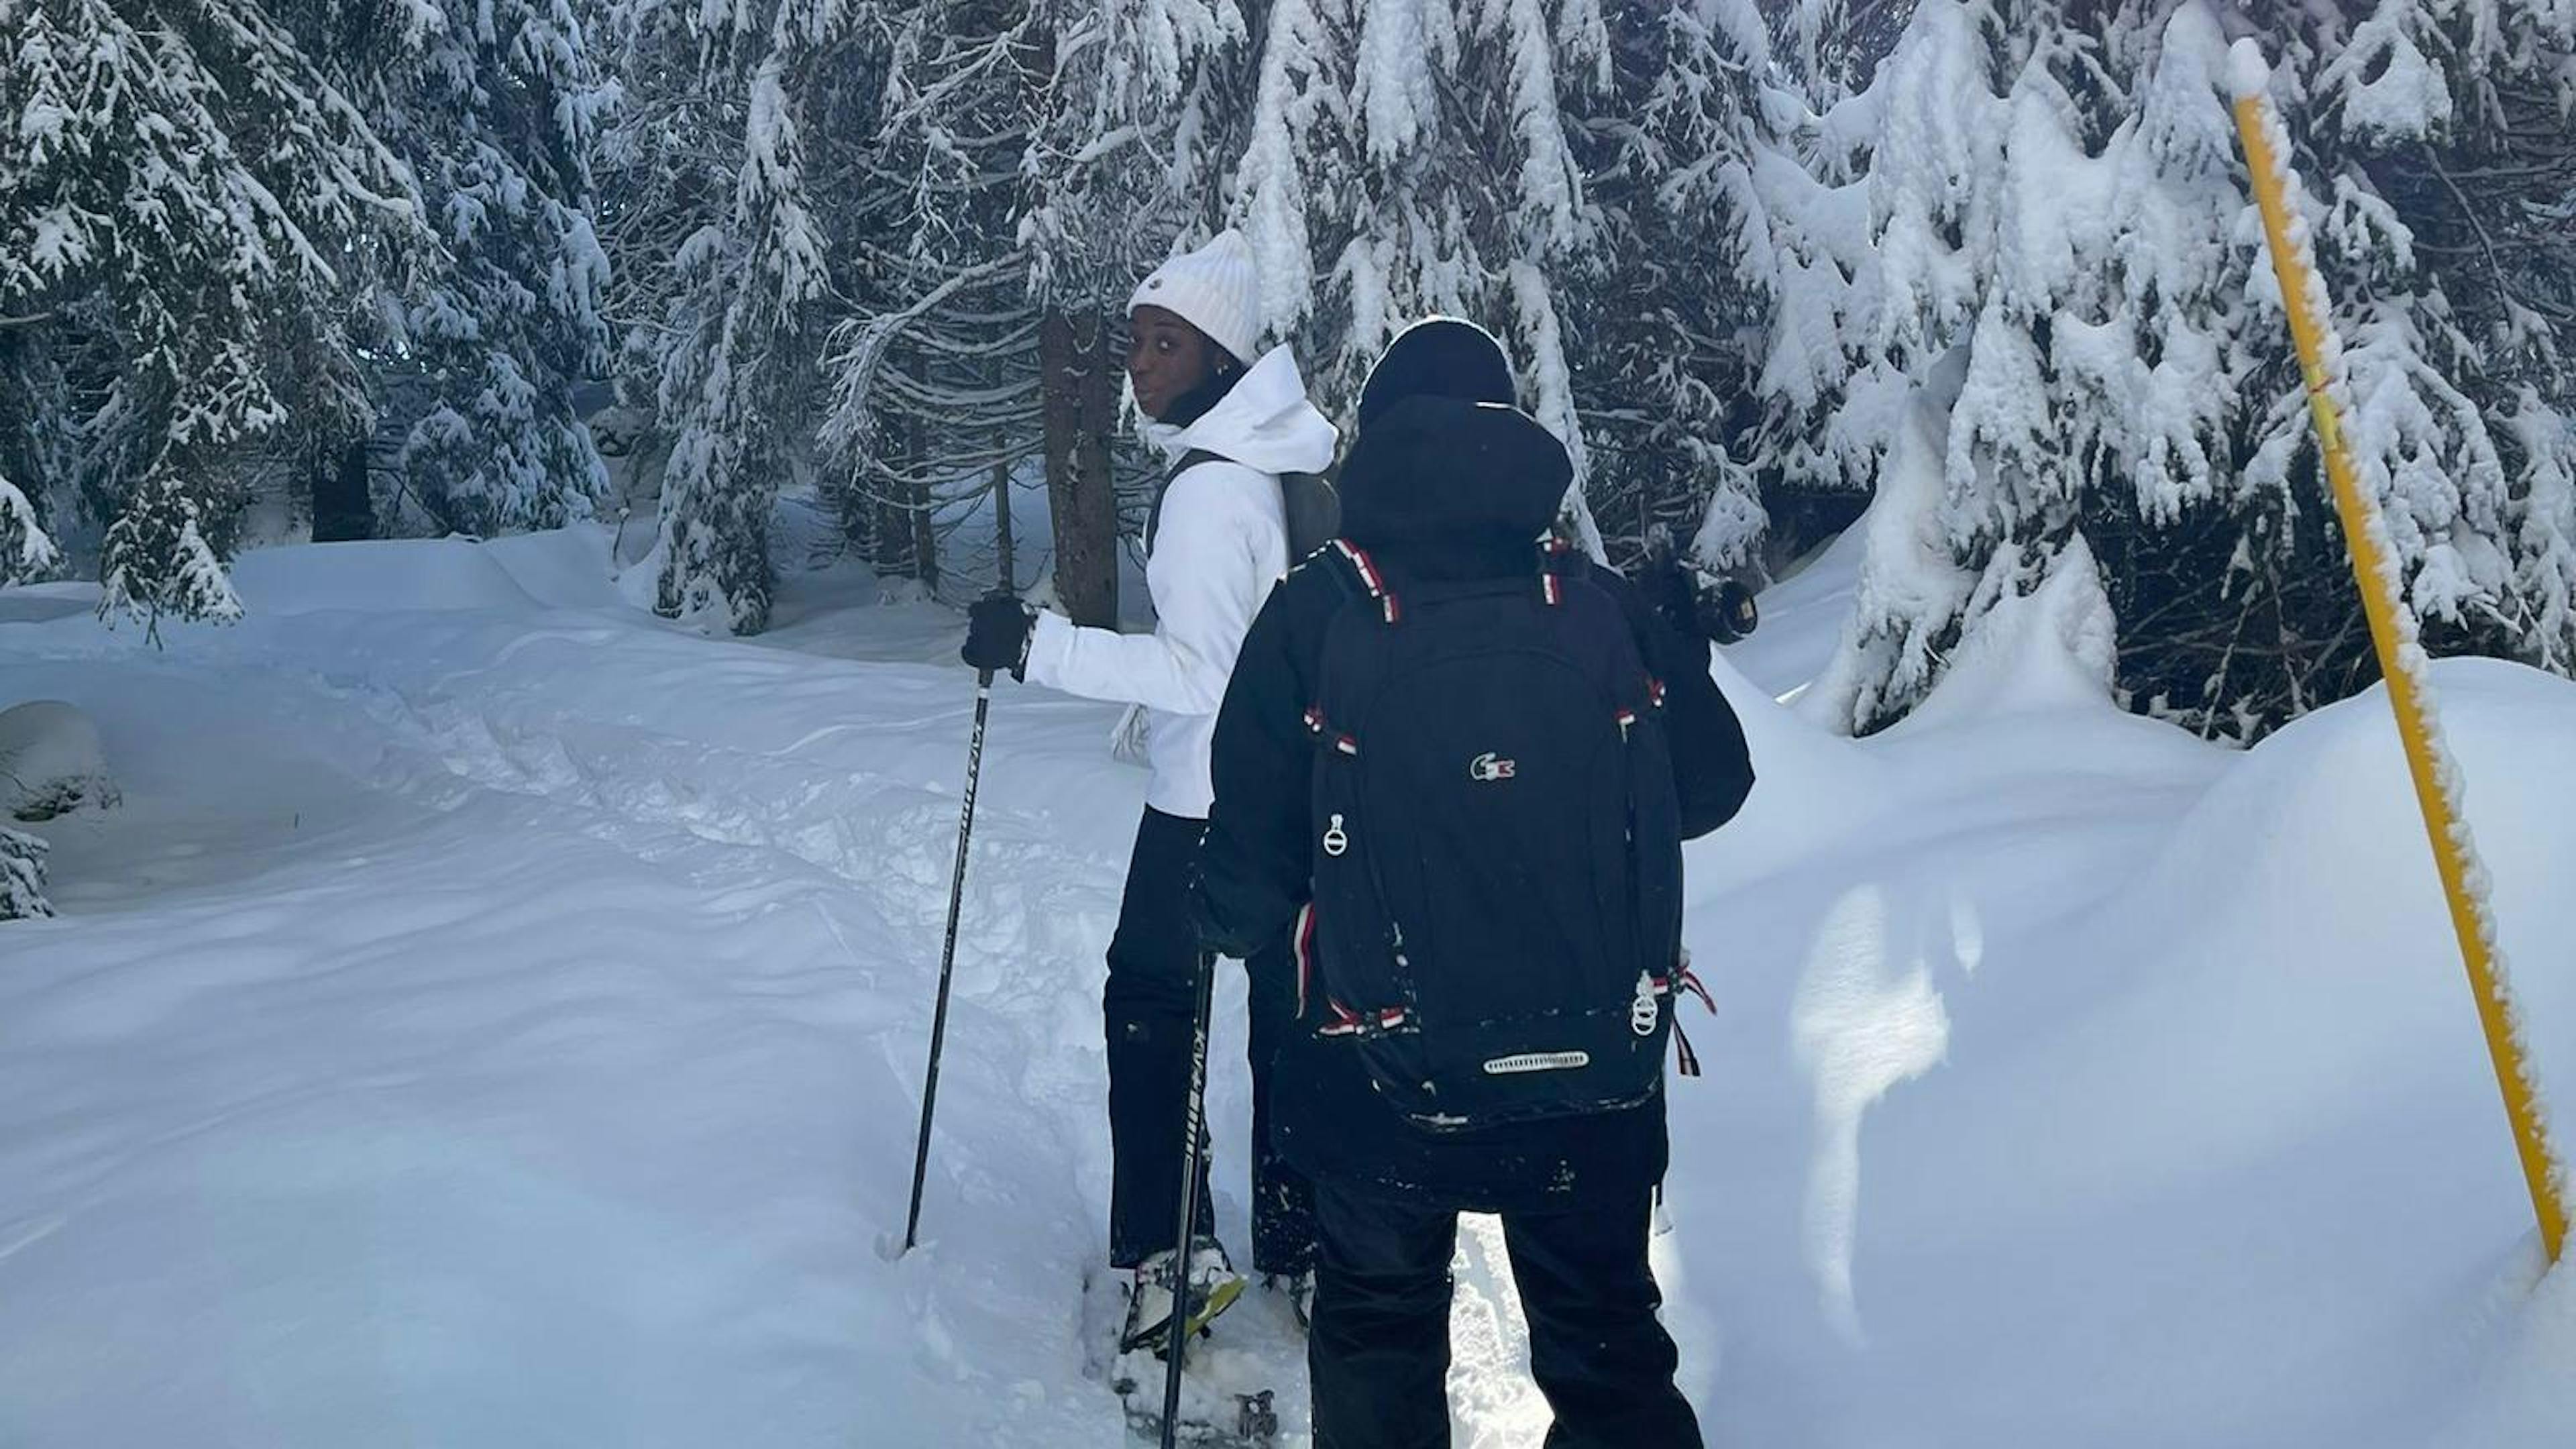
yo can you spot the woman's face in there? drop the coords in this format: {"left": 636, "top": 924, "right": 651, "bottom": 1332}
{"left": 1126, "top": 305, "right": 1226, "bottom": 422}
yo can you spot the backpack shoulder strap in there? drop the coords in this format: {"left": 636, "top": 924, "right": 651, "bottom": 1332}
{"left": 1150, "top": 447, "right": 1341, "bottom": 561}
{"left": 1167, "top": 447, "right": 1226, "bottom": 483}
{"left": 1536, "top": 535, "right": 1583, "bottom": 607}
{"left": 1548, "top": 555, "right": 1662, "bottom": 718}
{"left": 1146, "top": 448, "right": 1228, "bottom": 552}
{"left": 1317, "top": 537, "right": 1399, "bottom": 625}
{"left": 1305, "top": 539, "right": 1400, "bottom": 753}
{"left": 1279, "top": 469, "right": 1341, "bottom": 559}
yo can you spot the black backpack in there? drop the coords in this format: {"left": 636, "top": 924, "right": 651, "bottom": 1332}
{"left": 1293, "top": 538, "right": 1686, "bottom": 1132}
{"left": 1148, "top": 449, "right": 1340, "bottom": 561}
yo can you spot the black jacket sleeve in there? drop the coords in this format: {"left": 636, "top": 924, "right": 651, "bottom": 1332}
{"left": 1188, "top": 577, "right": 1323, "bottom": 959}
{"left": 1588, "top": 561, "right": 1756, "bottom": 840}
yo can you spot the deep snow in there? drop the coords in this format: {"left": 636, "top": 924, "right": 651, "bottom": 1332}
{"left": 1, "top": 525, "right": 2569, "bottom": 1446}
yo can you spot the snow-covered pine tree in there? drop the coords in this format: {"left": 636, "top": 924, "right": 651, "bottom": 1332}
{"left": 816, "top": 2, "right": 1046, "bottom": 597}
{"left": 1232, "top": 0, "right": 1615, "bottom": 548}
{"left": 0, "top": 0, "right": 420, "bottom": 621}
{"left": 1713, "top": 0, "right": 1888, "bottom": 572}
{"left": 1023, "top": 0, "right": 1244, "bottom": 305}
{"left": 371, "top": 0, "right": 617, "bottom": 539}
{"left": 0, "top": 466, "right": 58, "bottom": 587}
{"left": 1560, "top": 0, "right": 1782, "bottom": 575}
{"left": 2260, "top": 0, "right": 2576, "bottom": 686}
{"left": 590, "top": 0, "right": 731, "bottom": 533}
{"left": 1018, "top": 0, "right": 1246, "bottom": 623}
{"left": 1795, "top": 0, "right": 2576, "bottom": 739}
{"left": 600, "top": 0, "right": 865, "bottom": 631}
{"left": 97, "top": 470, "right": 244, "bottom": 640}
{"left": 1783, "top": 0, "right": 2116, "bottom": 731}
{"left": 0, "top": 823, "right": 46, "bottom": 920}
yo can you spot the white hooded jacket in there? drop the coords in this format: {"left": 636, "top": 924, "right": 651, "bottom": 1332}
{"left": 1024, "top": 345, "right": 1338, "bottom": 818}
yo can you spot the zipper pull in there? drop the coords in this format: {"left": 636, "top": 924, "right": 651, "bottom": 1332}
{"left": 1322, "top": 812, "right": 1349, "bottom": 858}
{"left": 1631, "top": 971, "right": 1660, "bottom": 1037}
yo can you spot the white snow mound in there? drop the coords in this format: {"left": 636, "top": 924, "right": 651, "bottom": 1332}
{"left": 228, "top": 537, "right": 543, "bottom": 614}
{"left": 0, "top": 699, "right": 116, "bottom": 820}
{"left": 1893, "top": 537, "right": 2120, "bottom": 733}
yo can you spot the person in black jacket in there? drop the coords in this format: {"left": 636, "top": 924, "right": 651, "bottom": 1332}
{"left": 1189, "top": 319, "right": 1755, "bottom": 1448}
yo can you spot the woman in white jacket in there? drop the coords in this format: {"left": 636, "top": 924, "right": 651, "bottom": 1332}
{"left": 961, "top": 230, "right": 1337, "bottom": 1351}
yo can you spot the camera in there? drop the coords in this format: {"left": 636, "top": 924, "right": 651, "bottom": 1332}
{"left": 1694, "top": 573, "right": 1760, "bottom": 645}
{"left": 1637, "top": 529, "right": 1760, "bottom": 645}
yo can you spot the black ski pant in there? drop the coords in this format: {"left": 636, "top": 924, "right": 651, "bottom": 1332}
{"left": 1105, "top": 806, "right": 1316, "bottom": 1273}
{"left": 1308, "top": 1179, "right": 1703, "bottom": 1449}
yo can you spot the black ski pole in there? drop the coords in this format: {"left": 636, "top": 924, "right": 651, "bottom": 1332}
{"left": 1158, "top": 949, "right": 1220, "bottom": 1448}
{"left": 903, "top": 667, "right": 995, "bottom": 1255}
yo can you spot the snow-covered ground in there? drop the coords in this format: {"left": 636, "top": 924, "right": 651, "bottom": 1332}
{"left": 1, "top": 526, "right": 2569, "bottom": 1446}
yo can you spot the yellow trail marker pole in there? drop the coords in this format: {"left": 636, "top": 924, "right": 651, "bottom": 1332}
{"left": 2227, "top": 42, "right": 2566, "bottom": 1266}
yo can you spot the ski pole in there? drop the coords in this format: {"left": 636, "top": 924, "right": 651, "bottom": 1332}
{"left": 903, "top": 667, "right": 995, "bottom": 1255}
{"left": 1159, "top": 950, "right": 1220, "bottom": 1448}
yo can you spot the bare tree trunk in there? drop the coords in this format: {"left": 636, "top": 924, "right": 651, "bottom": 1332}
{"left": 906, "top": 350, "right": 948, "bottom": 588}
{"left": 904, "top": 350, "right": 939, "bottom": 590}
{"left": 311, "top": 435, "right": 374, "bottom": 542}
{"left": 1042, "top": 307, "right": 1119, "bottom": 626}
{"left": 1077, "top": 309, "right": 1120, "bottom": 574}
{"left": 910, "top": 466, "right": 940, "bottom": 592}
{"left": 991, "top": 431, "right": 1016, "bottom": 594}
{"left": 875, "top": 490, "right": 906, "bottom": 570}
{"left": 837, "top": 470, "right": 873, "bottom": 553}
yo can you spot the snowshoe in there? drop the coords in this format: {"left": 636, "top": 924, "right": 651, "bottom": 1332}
{"left": 1116, "top": 1385, "right": 1280, "bottom": 1447}
{"left": 1120, "top": 1239, "right": 1245, "bottom": 1356}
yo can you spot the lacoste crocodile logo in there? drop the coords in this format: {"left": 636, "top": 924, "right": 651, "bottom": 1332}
{"left": 1469, "top": 753, "right": 1517, "bottom": 782}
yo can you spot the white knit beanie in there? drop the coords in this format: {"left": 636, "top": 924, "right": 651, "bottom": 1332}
{"left": 1129, "top": 229, "right": 1263, "bottom": 367}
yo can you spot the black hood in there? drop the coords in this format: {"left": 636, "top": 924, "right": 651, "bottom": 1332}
{"left": 1357, "top": 317, "right": 1519, "bottom": 433}
{"left": 1336, "top": 394, "right": 1572, "bottom": 570}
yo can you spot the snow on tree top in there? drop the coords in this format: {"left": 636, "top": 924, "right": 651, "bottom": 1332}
{"left": 2225, "top": 38, "right": 2271, "bottom": 102}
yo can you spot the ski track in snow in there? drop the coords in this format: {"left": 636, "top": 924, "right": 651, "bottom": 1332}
{"left": 0, "top": 589, "right": 1566, "bottom": 1447}
{"left": 301, "top": 629, "right": 1556, "bottom": 1447}
{"left": 0, "top": 616, "right": 1136, "bottom": 1443}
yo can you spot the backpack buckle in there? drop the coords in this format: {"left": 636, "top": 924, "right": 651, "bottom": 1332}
{"left": 1319, "top": 999, "right": 1409, "bottom": 1039}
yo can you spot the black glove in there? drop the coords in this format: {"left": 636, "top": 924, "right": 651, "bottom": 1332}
{"left": 1636, "top": 543, "right": 1761, "bottom": 645}
{"left": 1635, "top": 542, "right": 1700, "bottom": 644}
{"left": 1183, "top": 869, "right": 1234, "bottom": 957}
{"left": 962, "top": 594, "right": 1037, "bottom": 678}
{"left": 1700, "top": 578, "right": 1760, "bottom": 644}
{"left": 1184, "top": 862, "right": 1265, "bottom": 962}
